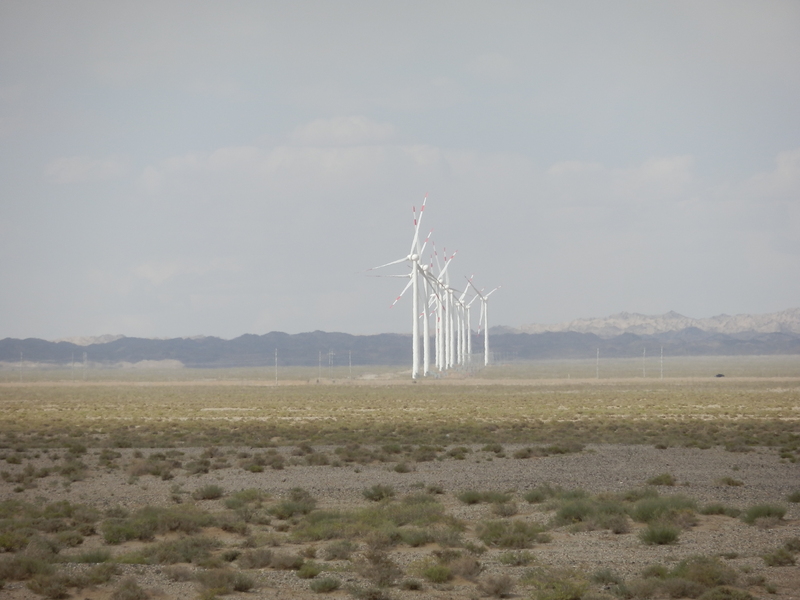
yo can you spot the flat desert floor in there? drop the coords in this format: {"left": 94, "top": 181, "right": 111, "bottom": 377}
{"left": 0, "top": 370, "right": 798, "bottom": 600}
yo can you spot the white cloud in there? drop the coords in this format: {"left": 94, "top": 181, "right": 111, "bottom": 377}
{"left": 45, "top": 155, "right": 129, "bottom": 184}
{"left": 289, "top": 116, "right": 395, "bottom": 147}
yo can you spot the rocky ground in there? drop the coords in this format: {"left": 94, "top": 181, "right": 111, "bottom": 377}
{"left": 1, "top": 443, "right": 799, "bottom": 600}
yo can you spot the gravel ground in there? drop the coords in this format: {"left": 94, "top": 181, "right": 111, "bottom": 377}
{"left": 2, "top": 444, "right": 799, "bottom": 600}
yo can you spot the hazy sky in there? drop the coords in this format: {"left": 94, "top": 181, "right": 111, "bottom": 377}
{"left": 1, "top": 1, "right": 799, "bottom": 340}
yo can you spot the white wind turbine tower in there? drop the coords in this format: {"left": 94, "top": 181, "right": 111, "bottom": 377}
{"left": 369, "top": 196, "right": 430, "bottom": 379}
{"left": 467, "top": 279, "right": 501, "bottom": 366}
{"left": 465, "top": 293, "right": 480, "bottom": 364}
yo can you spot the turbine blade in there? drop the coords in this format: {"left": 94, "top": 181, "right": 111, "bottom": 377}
{"left": 390, "top": 278, "right": 414, "bottom": 307}
{"left": 369, "top": 256, "right": 408, "bottom": 271}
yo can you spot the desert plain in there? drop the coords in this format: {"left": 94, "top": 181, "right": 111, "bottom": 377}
{"left": 0, "top": 356, "right": 798, "bottom": 600}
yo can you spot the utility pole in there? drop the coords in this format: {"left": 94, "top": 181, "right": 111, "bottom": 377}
{"left": 642, "top": 348, "right": 646, "bottom": 378}
{"left": 275, "top": 348, "right": 278, "bottom": 386}
{"left": 596, "top": 348, "right": 599, "bottom": 379}
{"left": 349, "top": 350, "right": 352, "bottom": 379}
{"left": 660, "top": 346, "right": 663, "bottom": 379}
{"left": 318, "top": 351, "right": 322, "bottom": 381}
{"left": 19, "top": 352, "right": 22, "bottom": 383}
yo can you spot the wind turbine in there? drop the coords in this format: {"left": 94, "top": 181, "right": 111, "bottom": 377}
{"left": 467, "top": 278, "right": 501, "bottom": 366}
{"left": 369, "top": 196, "right": 430, "bottom": 379}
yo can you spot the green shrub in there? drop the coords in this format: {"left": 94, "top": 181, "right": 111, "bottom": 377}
{"left": 271, "top": 552, "right": 304, "bottom": 570}
{"left": 356, "top": 550, "right": 402, "bottom": 587}
{"left": 476, "top": 520, "right": 548, "bottom": 548}
{"left": 700, "top": 504, "right": 741, "bottom": 518}
{"left": 696, "top": 587, "right": 754, "bottom": 600}
{"left": 741, "top": 504, "right": 786, "bottom": 525}
{"left": 297, "top": 561, "right": 324, "bottom": 578}
{"left": 554, "top": 500, "right": 595, "bottom": 525}
{"left": 524, "top": 485, "right": 558, "bottom": 504}
{"left": 27, "top": 573, "right": 70, "bottom": 599}
{"left": 0, "top": 555, "right": 54, "bottom": 581}
{"left": 399, "top": 527, "right": 432, "bottom": 547}
{"left": 68, "top": 549, "right": 111, "bottom": 563}
{"left": 639, "top": 523, "right": 680, "bottom": 545}
{"left": 141, "top": 535, "right": 219, "bottom": 564}
{"left": 647, "top": 473, "right": 675, "bottom": 486}
{"left": 784, "top": 537, "right": 800, "bottom": 552}
{"left": 238, "top": 548, "right": 273, "bottom": 569}
{"left": 591, "top": 568, "right": 622, "bottom": 585}
{"left": 787, "top": 490, "right": 800, "bottom": 503}
{"left": 322, "top": 540, "right": 355, "bottom": 561}
{"left": 670, "top": 556, "right": 737, "bottom": 588}
{"left": 421, "top": 563, "right": 452, "bottom": 583}
{"left": 310, "top": 576, "right": 340, "bottom": 593}
{"left": 196, "top": 568, "right": 255, "bottom": 594}
{"left": 270, "top": 488, "right": 317, "bottom": 519}
{"left": 630, "top": 495, "right": 696, "bottom": 524}
{"left": 763, "top": 548, "right": 795, "bottom": 566}
{"left": 523, "top": 567, "right": 587, "bottom": 600}
{"left": 363, "top": 485, "right": 395, "bottom": 502}
{"left": 111, "top": 577, "right": 149, "bottom": 600}
{"left": 660, "top": 577, "right": 706, "bottom": 599}
{"left": 193, "top": 484, "right": 224, "bottom": 500}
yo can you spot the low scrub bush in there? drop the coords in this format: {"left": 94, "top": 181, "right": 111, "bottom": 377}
{"left": 111, "top": 577, "right": 149, "bottom": 600}
{"left": 356, "top": 549, "right": 403, "bottom": 587}
{"left": 297, "top": 561, "right": 324, "bottom": 579}
{"left": 525, "top": 484, "right": 558, "bottom": 504}
{"left": 196, "top": 569, "right": 255, "bottom": 594}
{"left": 639, "top": 523, "right": 680, "bottom": 545}
{"left": 646, "top": 473, "right": 676, "bottom": 486}
{"left": 420, "top": 562, "right": 452, "bottom": 583}
{"left": 363, "top": 484, "right": 395, "bottom": 502}
{"left": 238, "top": 547, "right": 273, "bottom": 569}
{"left": 630, "top": 495, "right": 697, "bottom": 525}
{"left": 670, "top": 556, "right": 737, "bottom": 588}
{"left": 763, "top": 548, "right": 795, "bottom": 566}
{"left": 141, "top": 535, "right": 219, "bottom": 565}
{"left": 310, "top": 576, "right": 341, "bottom": 593}
{"left": 522, "top": 566, "right": 587, "bottom": 600}
{"left": 697, "top": 587, "right": 754, "bottom": 600}
{"left": 476, "top": 519, "right": 548, "bottom": 548}
{"left": 787, "top": 490, "right": 800, "bottom": 503}
{"left": 741, "top": 504, "right": 786, "bottom": 525}
{"left": 193, "top": 484, "right": 224, "bottom": 500}
{"left": 323, "top": 540, "right": 356, "bottom": 561}
{"left": 270, "top": 488, "right": 317, "bottom": 519}
{"left": 271, "top": 552, "right": 304, "bottom": 570}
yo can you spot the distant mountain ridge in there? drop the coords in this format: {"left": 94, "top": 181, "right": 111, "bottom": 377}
{"left": 516, "top": 308, "right": 800, "bottom": 338}
{"left": 2, "top": 309, "right": 799, "bottom": 368}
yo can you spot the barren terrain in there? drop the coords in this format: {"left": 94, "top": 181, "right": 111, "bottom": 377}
{"left": 0, "top": 370, "right": 798, "bottom": 600}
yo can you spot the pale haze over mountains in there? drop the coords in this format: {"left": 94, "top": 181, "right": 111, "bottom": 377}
{"left": 51, "top": 308, "right": 800, "bottom": 344}
{"left": 514, "top": 307, "right": 800, "bottom": 338}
